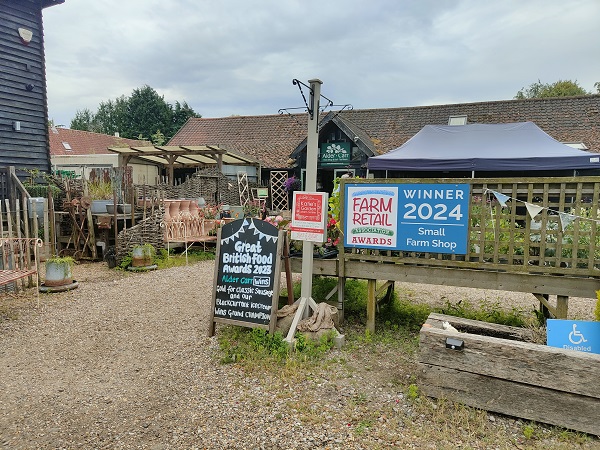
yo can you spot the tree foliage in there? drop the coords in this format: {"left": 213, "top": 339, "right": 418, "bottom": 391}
{"left": 514, "top": 79, "right": 591, "bottom": 99}
{"left": 69, "top": 85, "right": 200, "bottom": 143}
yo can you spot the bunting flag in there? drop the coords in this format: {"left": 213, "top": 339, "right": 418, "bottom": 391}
{"left": 482, "top": 188, "right": 600, "bottom": 226}
{"left": 490, "top": 190, "right": 510, "bottom": 207}
{"left": 247, "top": 219, "right": 279, "bottom": 243}
{"left": 525, "top": 202, "right": 544, "bottom": 220}
{"left": 220, "top": 219, "right": 249, "bottom": 245}
{"left": 558, "top": 212, "right": 577, "bottom": 231}
{"left": 220, "top": 218, "right": 279, "bottom": 245}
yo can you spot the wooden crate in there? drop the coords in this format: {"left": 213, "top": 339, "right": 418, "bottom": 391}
{"left": 418, "top": 313, "right": 600, "bottom": 436}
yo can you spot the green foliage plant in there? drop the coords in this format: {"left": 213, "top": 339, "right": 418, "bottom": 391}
{"left": 595, "top": 290, "right": 600, "bottom": 321}
{"left": 45, "top": 255, "right": 74, "bottom": 278}
{"left": 88, "top": 181, "right": 114, "bottom": 200}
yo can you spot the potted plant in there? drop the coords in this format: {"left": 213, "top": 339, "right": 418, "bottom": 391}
{"left": 200, "top": 204, "right": 221, "bottom": 235}
{"left": 44, "top": 255, "right": 74, "bottom": 287}
{"left": 88, "top": 181, "right": 115, "bottom": 214}
{"left": 131, "top": 244, "right": 155, "bottom": 267}
{"left": 243, "top": 200, "right": 263, "bottom": 218}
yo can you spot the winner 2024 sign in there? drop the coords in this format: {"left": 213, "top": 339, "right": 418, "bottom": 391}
{"left": 208, "top": 218, "right": 283, "bottom": 335}
{"left": 343, "top": 183, "right": 470, "bottom": 254}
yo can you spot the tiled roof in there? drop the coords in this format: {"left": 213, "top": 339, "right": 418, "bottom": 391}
{"left": 168, "top": 114, "right": 309, "bottom": 169}
{"left": 169, "top": 95, "right": 600, "bottom": 168}
{"left": 49, "top": 127, "right": 151, "bottom": 156}
{"left": 338, "top": 95, "right": 600, "bottom": 155}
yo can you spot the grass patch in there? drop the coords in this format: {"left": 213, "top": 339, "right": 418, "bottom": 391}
{"left": 214, "top": 276, "right": 593, "bottom": 449}
{"left": 118, "top": 247, "right": 215, "bottom": 270}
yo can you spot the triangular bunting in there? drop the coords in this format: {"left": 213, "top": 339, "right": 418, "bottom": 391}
{"left": 491, "top": 190, "right": 510, "bottom": 207}
{"left": 525, "top": 202, "right": 544, "bottom": 220}
{"left": 558, "top": 212, "right": 576, "bottom": 230}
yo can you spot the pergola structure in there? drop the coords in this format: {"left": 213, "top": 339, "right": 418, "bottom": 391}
{"left": 108, "top": 145, "right": 260, "bottom": 185}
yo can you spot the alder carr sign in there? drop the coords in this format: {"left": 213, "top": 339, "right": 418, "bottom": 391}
{"left": 343, "top": 182, "right": 470, "bottom": 254}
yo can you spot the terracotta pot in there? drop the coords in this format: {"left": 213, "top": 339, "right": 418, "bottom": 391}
{"left": 202, "top": 219, "right": 216, "bottom": 235}
{"left": 163, "top": 200, "right": 172, "bottom": 222}
{"left": 169, "top": 200, "right": 181, "bottom": 218}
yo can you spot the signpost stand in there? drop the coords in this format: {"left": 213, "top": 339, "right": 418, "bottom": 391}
{"left": 283, "top": 78, "right": 344, "bottom": 348}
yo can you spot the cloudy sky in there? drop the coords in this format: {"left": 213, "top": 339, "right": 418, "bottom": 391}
{"left": 43, "top": 0, "right": 600, "bottom": 128}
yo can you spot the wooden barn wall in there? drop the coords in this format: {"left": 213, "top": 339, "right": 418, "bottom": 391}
{"left": 0, "top": 0, "right": 51, "bottom": 173}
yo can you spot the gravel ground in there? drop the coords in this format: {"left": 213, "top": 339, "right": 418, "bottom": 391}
{"left": 0, "top": 261, "right": 597, "bottom": 449}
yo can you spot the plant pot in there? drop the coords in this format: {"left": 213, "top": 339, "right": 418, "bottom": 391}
{"left": 106, "top": 204, "right": 132, "bottom": 214}
{"left": 131, "top": 245, "right": 154, "bottom": 267}
{"left": 91, "top": 200, "right": 113, "bottom": 214}
{"left": 202, "top": 219, "right": 216, "bottom": 235}
{"left": 44, "top": 258, "right": 74, "bottom": 287}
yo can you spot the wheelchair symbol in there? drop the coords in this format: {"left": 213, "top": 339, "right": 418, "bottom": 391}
{"left": 568, "top": 324, "right": 588, "bottom": 345}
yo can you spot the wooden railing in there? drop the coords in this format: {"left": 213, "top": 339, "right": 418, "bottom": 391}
{"left": 291, "top": 177, "right": 600, "bottom": 328}
{"left": 339, "top": 177, "right": 600, "bottom": 278}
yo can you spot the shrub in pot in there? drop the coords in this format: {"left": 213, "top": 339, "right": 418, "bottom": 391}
{"left": 44, "top": 256, "right": 74, "bottom": 287}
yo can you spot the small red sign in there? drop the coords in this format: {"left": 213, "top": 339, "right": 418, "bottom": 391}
{"left": 291, "top": 192, "right": 328, "bottom": 243}
{"left": 294, "top": 194, "right": 323, "bottom": 222}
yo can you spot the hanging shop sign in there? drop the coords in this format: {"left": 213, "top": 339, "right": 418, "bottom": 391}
{"left": 208, "top": 218, "right": 283, "bottom": 335}
{"left": 289, "top": 192, "right": 328, "bottom": 243}
{"left": 343, "top": 182, "right": 470, "bottom": 254}
{"left": 319, "top": 142, "right": 351, "bottom": 166}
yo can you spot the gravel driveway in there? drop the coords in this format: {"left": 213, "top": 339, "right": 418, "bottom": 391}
{"left": 0, "top": 261, "right": 597, "bottom": 449}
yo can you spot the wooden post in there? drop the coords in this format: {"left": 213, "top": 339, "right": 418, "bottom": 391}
{"left": 556, "top": 295, "right": 569, "bottom": 319}
{"left": 283, "top": 233, "right": 294, "bottom": 305}
{"left": 43, "top": 198, "right": 49, "bottom": 259}
{"left": 83, "top": 181, "right": 97, "bottom": 260}
{"left": 367, "top": 278, "right": 376, "bottom": 334}
{"left": 48, "top": 188, "right": 56, "bottom": 256}
{"left": 337, "top": 277, "right": 345, "bottom": 323}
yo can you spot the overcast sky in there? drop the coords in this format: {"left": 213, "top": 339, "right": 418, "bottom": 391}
{"left": 43, "top": 0, "right": 600, "bottom": 128}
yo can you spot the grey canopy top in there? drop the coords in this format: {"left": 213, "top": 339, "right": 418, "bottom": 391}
{"left": 367, "top": 122, "right": 599, "bottom": 171}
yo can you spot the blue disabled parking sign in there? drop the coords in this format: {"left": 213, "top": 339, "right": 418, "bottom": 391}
{"left": 547, "top": 320, "right": 600, "bottom": 354}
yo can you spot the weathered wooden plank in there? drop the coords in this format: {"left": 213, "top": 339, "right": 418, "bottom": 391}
{"left": 290, "top": 257, "right": 600, "bottom": 299}
{"left": 424, "top": 312, "right": 532, "bottom": 340}
{"left": 419, "top": 364, "right": 600, "bottom": 436}
{"left": 418, "top": 325, "right": 600, "bottom": 399}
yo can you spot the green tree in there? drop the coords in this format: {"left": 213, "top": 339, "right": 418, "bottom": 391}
{"left": 515, "top": 79, "right": 591, "bottom": 99}
{"left": 93, "top": 96, "right": 128, "bottom": 136}
{"left": 70, "top": 108, "right": 95, "bottom": 131}
{"left": 170, "top": 100, "right": 197, "bottom": 137}
{"left": 68, "top": 85, "right": 200, "bottom": 144}
{"left": 125, "top": 85, "right": 172, "bottom": 141}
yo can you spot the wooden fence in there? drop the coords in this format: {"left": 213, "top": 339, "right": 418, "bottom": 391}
{"left": 291, "top": 177, "right": 600, "bottom": 329}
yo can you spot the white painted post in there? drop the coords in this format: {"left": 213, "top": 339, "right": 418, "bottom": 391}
{"left": 300, "top": 79, "right": 322, "bottom": 312}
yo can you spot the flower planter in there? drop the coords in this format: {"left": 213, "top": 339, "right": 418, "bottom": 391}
{"left": 44, "top": 258, "right": 74, "bottom": 287}
{"left": 202, "top": 219, "right": 216, "bottom": 236}
{"left": 91, "top": 200, "right": 113, "bottom": 214}
{"left": 131, "top": 245, "right": 154, "bottom": 267}
{"left": 418, "top": 313, "right": 600, "bottom": 435}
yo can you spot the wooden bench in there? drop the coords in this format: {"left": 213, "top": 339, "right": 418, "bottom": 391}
{"left": 0, "top": 238, "right": 43, "bottom": 302}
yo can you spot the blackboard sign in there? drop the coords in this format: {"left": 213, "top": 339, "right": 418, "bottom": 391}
{"left": 208, "top": 218, "right": 283, "bottom": 335}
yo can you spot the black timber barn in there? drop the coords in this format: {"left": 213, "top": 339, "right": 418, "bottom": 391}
{"left": 0, "top": 0, "right": 63, "bottom": 180}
